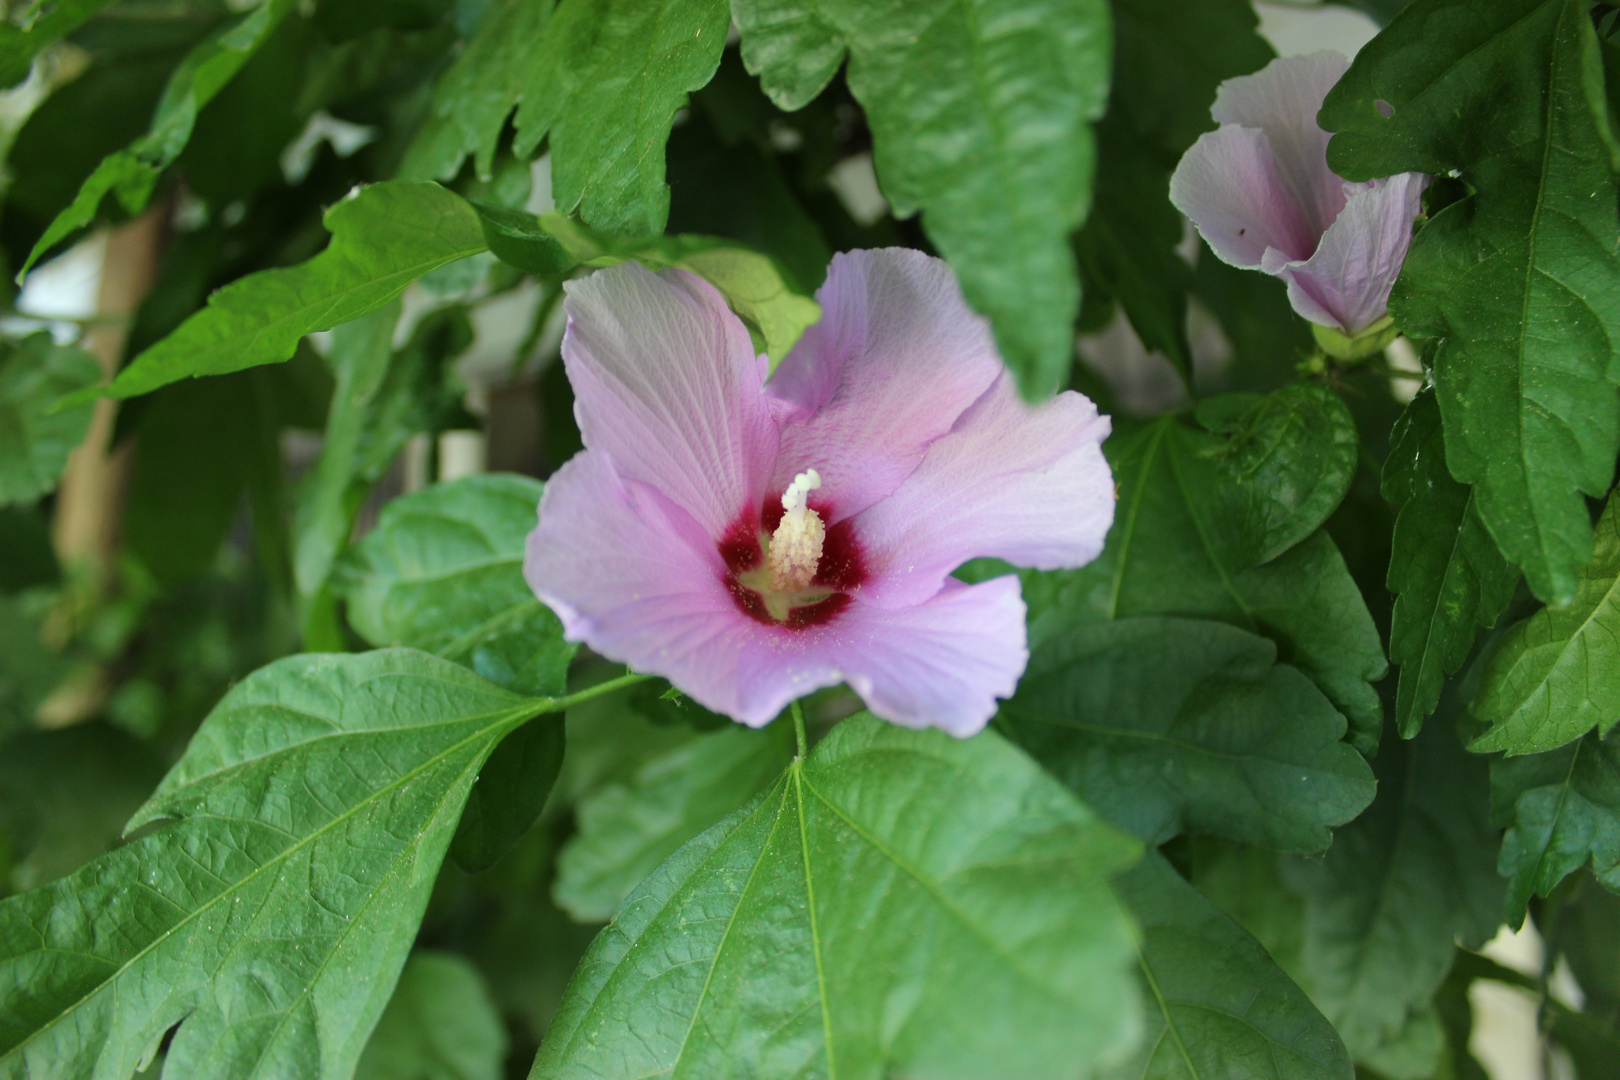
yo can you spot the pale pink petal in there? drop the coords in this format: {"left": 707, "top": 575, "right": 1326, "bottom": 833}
{"left": 851, "top": 375, "right": 1114, "bottom": 607}
{"left": 561, "top": 262, "right": 779, "bottom": 538}
{"left": 1170, "top": 125, "right": 1317, "bottom": 268}
{"left": 1212, "top": 51, "right": 1351, "bottom": 238}
{"left": 765, "top": 248, "right": 1003, "bottom": 522}
{"left": 1269, "top": 172, "right": 1429, "bottom": 333}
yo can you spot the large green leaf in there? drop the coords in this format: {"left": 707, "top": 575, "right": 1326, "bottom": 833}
{"left": 1023, "top": 387, "right": 1385, "bottom": 754}
{"left": 1382, "top": 389, "right": 1518, "bottom": 738}
{"left": 509, "top": 0, "right": 729, "bottom": 235}
{"left": 356, "top": 951, "right": 508, "bottom": 1080}
{"left": 1472, "top": 492, "right": 1620, "bottom": 755}
{"left": 67, "top": 182, "right": 487, "bottom": 406}
{"left": 531, "top": 715, "right": 1142, "bottom": 1079}
{"left": 1108, "top": 851, "right": 1353, "bottom": 1080}
{"left": 1003, "top": 616, "right": 1375, "bottom": 851}
{"left": 733, "top": 0, "right": 1111, "bottom": 397}
{"left": 0, "top": 0, "right": 121, "bottom": 87}
{"left": 1282, "top": 718, "right": 1502, "bottom": 1059}
{"left": 553, "top": 722, "right": 795, "bottom": 921}
{"left": 20, "top": 0, "right": 297, "bottom": 275}
{"left": 0, "top": 334, "right": 98, "bottom": 507}
{"left": 1492, "top": 729, "right": 1620, "bottom": 925}
{"left": 0, "top": 649, "right": 559, "bottom": 1080}
{"left": 1321, "top": 0, "right": 1620, "bottom": 604}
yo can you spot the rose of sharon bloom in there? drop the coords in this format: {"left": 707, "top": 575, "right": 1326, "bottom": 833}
{"left": 1170, "top": 51, "right": 1428, "bottom": 336}
{"left": 524, "top": 249, "right": 1114, "bottom": 736}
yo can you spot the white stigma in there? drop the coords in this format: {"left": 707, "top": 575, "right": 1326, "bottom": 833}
{"left": 769, "top": 469, "right": 825, "bottom": 593}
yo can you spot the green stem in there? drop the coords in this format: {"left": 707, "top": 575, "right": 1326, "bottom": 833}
{"left": 791, "top": 700, "right": 808, "bottom": 758}
{"left": 544, "top": 671, "right": 650, "bottom": 713}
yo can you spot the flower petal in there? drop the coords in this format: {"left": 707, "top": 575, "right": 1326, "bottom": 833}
{"left": 562, "top": 261, "right": 779, "bottom": 538}
{"left": 1212, "top": 51, "right": 1351, "bottom": 239}
{"left": 1271, "top": 172, "right": 1428, "bottom": 333}
{"left": 1170, "top": 125, "right": 1318, "bottom": 268}
{"left": 851, "top": 375, "right": 1114, "bottom": 607}
{"left": 765, "top": 248, "right": 1003, "bottom": 521}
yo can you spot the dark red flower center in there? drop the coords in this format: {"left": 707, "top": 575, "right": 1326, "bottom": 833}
{"left": 718, "top": 496, "right": 866, "bottom": 629}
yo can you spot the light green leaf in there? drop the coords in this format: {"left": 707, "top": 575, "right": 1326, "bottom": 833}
{"left": 0, "top": 333, "right": 98, "bottom": 507}
{"left": 69, "top": 181, "right": 488, "bottom": 405}
{"left": 733, "top": 0, "right": 1111, "bottom": 397}
{"left": 1491, "top": 729, "right": 1620, "bottom": 925}
{"left": 553, "top": 723, "right": 795, "bottom": 921}
{"left": 0, "top": 0, "right": 120, "bottom": 87}
{"left": 357, "top": 952, "right": 508, "bottom": 1080}
{"left": 532, "top": 714, "right": 1142, "bottom": 1080}
{"left": 1321, "top": 0, "right": 1620, "bottom": 604}
{"left": 1003, "top": 616, "right": 1375, "bottom": 851}
{"left": 1472, "top": 492, "right": 1620, "bottom": 755}
{"left": 0, "top": 649, "right": 553, "bottom": 1080}
{"left": 1283, "top": 717, "right": 1502, "bottom": 1059}
{"left": 1108, "top": 851, "right": 1353, "bottom": 1080}
{"left": 21, "top": 0, "right": 296, "bottom": 275}
{"left": 510, "top": 0, "right": 729, "bottom": 235}
{"left": 1383, "top": 389, "right": 1518, "bottom": 738}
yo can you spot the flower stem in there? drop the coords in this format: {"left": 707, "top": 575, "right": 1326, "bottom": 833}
{"left": 791, "top": 699, "right": 808, "bottom": 758}
{"left": 546, "top": 671, "right": 650, "bottom": 712}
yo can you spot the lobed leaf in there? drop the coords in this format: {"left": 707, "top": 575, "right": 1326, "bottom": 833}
{"left": 356, "top": 951, "right": 508, "bottom": 1080}
{"left": 734, "top": 0, "right": 1111, "bottom": 398}
{"left": 531, "top": 715, "right": 1142, "bottom": 1080}
{"left": 1321, "top": 0, "right": 1620, "bottom": 604}
{"left": 0, "top": 334, "right": 98, "bottom": 508}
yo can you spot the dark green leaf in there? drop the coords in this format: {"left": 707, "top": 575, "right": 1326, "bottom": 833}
{"left": 71, "top": 182, "right": 488, "bottom": 405}
{"left": 510, "top": 0, "right": 729, "bottom": 235}
{"left": 0, "top": 649, "right": 548, "bottom": 1080}
{"left": 0, "top": 0, "right": 121, "bottom": 87}
{"left": 1472, "top": 492, "right": 1620, "bottom": 755}
{"left": 1003, "top": 616, "right": 1375, "bottom": 851}
{"left": 1283, "top": 717, "right": 1502, "bottom": 1058}
{"left": 1383, "top": 389, "right": 1518, "bottom": 737}
{"left": 452, "top": 718, "right": 565, "bottom": 874}
{"left": 1492, "top": 730, "right": 1620, "bottom": 925}
{"left": 553, "top": 723, "right": 795, "bottom": 921}
{"left": 0, "top": 506, "right": 57, "bottom": 594}
{"left": 0, "top": 334, "right": 97, "bottom": 507}
{"left": 356, "top": 951, "right": 507, "bottom": 1080}
{"left": 21, "top": 0, "right": 298, "bottom": 274}
{"left": 531, "top": 715, "right": 1142, "bottom": 1079}
{"left": 1320, "top": 0, "right": 1620, "bottom": 604}
{"left": 470, "top": 203, "right": 574, "bottom": 278}
{"left": 1108, "top": 850, "right": 1353, "bottom": 1080}
{"left": 333, "top": 473, "right": 573, "bottom": 698}
{"left": 733, "top": 0, "right": 1112, "bottom": 398}
{"left": 0, "top": 593, "right": 70, "bottom": 742}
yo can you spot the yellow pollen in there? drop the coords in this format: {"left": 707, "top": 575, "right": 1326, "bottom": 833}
{"left": 768, "top": 469, "right": 825, "bottom": 593}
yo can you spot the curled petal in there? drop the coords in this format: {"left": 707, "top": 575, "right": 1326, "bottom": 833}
{"left": 1170, "top": 125, "right": 1317, "bottom": 268}
{"left": 562, "top": 262, "right": 778, "bottom": 538}
{"left": 1212, "top": 51, "right": 1351, "bottom": 237}
{"left": 766, "top": 248, "right": 1003, "bottom": 521}
{"left": 852, "top": 374, "right": 1114, "bottom": 607}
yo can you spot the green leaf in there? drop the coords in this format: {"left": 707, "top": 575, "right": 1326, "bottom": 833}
{"left": 1472, "top": 492, "right": 1620, "bottom": 755}
{"left": 1003, "top": 616, "right": 1375, "bottom": 851}
{"left": 1320, "top": 0, "right": 1620, "bottom": 604}
{"left": 470, "top": 203, "right": 575, "bottom": 278}
{"left": 334, "top": 473, "right": 572, "bottom": 698}
{"left": 356, "top": 951, "right": 508, "bottom": 1080}
{"left": 1024, "top": 388, "right": 1386, "bottom": 754}
{"left": 1383, "top": 389, "right": 1518, "bottom": 738}
{"left": 68, "top": 182, "right": 488, "bottom": 405}
{"left": 0, "top": 649, "right": 550, "bottom": 1080}
{"left": 510, "top": 0, "right": 730, "bottom": 235}
{"left": 1492, "top": 730, "right": 1620, "bottom": 925}
{"left": 1108, "top": 850, "right": 1354, "bottom": 1080}
{"left": 553, "top": 723, "right": 795, "bottom": 921}
{"left": 451, "top": 718, "right": 565, "bottom": 874}
{"left": 0, "top": 334, "right": 98, "bottom": 507}
{"left": 0, "top": 0, "right": 120, "bottom": 87}
{"left": 531, "top": 715, "right": 1143, "bottom": 1079}
{"left": 733, "top": 0, "right": 1112, "bottom": 398}
{"left": 20, "top": 0, "right": 297, "bottom": 275}
{"left": 1282, "top": 717, "right": 1503, "bottom": 1059}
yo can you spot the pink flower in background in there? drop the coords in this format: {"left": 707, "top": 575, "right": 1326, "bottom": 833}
{"left": 524, "top": 249, "right": 1114, "bottom": 736}
{"left": 1170, "top": 51, "right": 1428, "bottom": 335}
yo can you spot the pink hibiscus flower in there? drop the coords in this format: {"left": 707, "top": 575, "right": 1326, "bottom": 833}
{"left": 1170, "top": 51, "right": 1428, "bottom": 336}
{"left": 524, "top": 249, "right": 1114, "bottom": 736}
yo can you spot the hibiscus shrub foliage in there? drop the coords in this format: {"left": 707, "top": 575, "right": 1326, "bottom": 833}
{"left": 4, "top": 0, "right": 1620, "bottom": 1078}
